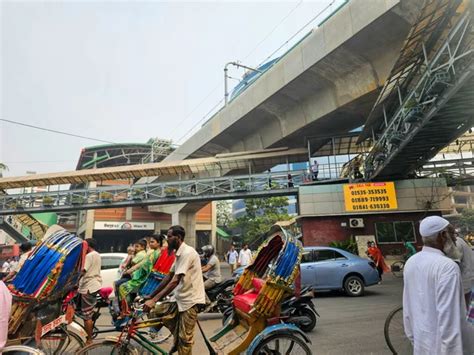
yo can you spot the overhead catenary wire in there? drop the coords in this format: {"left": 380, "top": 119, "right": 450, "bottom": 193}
{"left": 176, "top": 98, "right": 225, "bottom": 144}
{"left": 258, "top": 0, "right": 335, "bottom": 67}
{"left": 169, "top": 0, "right": 307, "bottom": 142}
{"left": 0, "top": 118, "right": 116, "bottom": 144}
{"left": 174, "top": 1, "right": 337, "bottom": 148}
{"left": 242, "top": 0, "right": 304, "bottom": 62}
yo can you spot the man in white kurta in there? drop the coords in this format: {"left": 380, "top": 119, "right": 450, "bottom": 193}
{"left": 0, "top": 280, "right": 12, "bottom": 348}
{"left": 455, "top": 236, "right": 474, "bottom": 306}
{"left": 403, "top": 216, "right": 474, "bottom": 354}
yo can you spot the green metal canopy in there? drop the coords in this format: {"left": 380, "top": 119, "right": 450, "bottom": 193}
{"left": 216, "top": 227, "right": 230, "bottom": 239}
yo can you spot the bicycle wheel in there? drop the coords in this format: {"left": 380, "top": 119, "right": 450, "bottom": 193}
{"left": 40, "top": 326, "right": 85, "bottom": 354}
{"left": 251, "top": 333, "right": 311, "bottom": 355}
{"left": 77, "top": 340, "right": 138, "bottom": 355}
{"left": 384, "top": 306, "right": 412, "bottom": 354}
{"left": 0, "top": 345, "right": 44, "bottom": 354}
{"left": 391, "top": 261, "right": 405, "bottom": 278}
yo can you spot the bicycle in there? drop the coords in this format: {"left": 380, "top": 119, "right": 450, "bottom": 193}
{"left": 0, "top": 345, "right": 45, "bottom": 354}
{"left": 69, "top": 291, "right": 172, "bottom": 345}
{"left": 78, "top": 223, "right": 312, "bottom": 354}
{"left": 76, "top": 300, "right": 177, "bottom": 354}
{"left": 391, "top": 260, "right": 405, "bottom": 278}
{"left": 6, "top": 294, "right": 85, "bottom": 354}
{"left": 77, "top": 300, "right": 312, "bottom": 355}
{"left": 384, "top": 306, "right": 412, "bottom": 354}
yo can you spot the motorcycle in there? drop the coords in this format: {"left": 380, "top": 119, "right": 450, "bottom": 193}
{"left": 280, "top": 286, "right": 319, "bottom": 332}
{"left": 222, "top": 286, "right": 319, "bottom": 332}
{"left": 203, "top": 278, "right": 235, "bottom": 313}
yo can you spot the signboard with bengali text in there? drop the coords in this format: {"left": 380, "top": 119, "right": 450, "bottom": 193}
{"left": 343, "top": 182, "right": 398, "bottom": 212}
{"left": 94, "top": 221, "right": 155, "bottom": 230}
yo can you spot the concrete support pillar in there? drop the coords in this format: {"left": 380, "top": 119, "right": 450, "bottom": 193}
{"left": 211, "top": 201, "right": 217, "bottom": 247}
{"left": 172, "top": 211, "right": 197, "bottom": 248}
{"left": 84, "top": 209, "right": 94, "bottom": 238}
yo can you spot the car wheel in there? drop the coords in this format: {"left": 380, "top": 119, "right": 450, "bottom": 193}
{"left": 344, "top": 275, "right": 364, "bottom": 297}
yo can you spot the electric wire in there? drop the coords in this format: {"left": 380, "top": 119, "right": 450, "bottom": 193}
{"left": 0, "top": 118, "right": 116, "bottom": 144}
{"left": 174, "top": 1, "right": 336, "bottom": 147}
{"left": 258, "top": 0, "right": 335, "bottom": 67}
{"left": 170, "top": 0, "right": 306, "bottom": 144}
{"left": 242, "top": 0, "right": 303, "bottom": 62}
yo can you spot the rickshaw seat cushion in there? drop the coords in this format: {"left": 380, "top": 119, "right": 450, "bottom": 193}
{"left": 233, "top": 277, "right": 265, "bottom": 313}
{"left": 233, "top": 293, "right": 258, "bottom": 313}
{"left": 252, "top": 278, "right": 265, "bottom": 292}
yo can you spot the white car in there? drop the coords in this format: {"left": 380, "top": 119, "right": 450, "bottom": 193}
{"left": 100, "top": 253, "right": 127, "bottom": 297}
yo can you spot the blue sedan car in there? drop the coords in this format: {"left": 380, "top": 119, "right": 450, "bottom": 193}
{"left": 300, "top": 247, "right": 380, "bottom": 296}
{"left": 233, "top": 246, "right": 380, "bottom": 297}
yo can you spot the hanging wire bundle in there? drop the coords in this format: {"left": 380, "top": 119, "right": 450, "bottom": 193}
{"left": 8, "top": 230, "right": 86, "bottom": 337}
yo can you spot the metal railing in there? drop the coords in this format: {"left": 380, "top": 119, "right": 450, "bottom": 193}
{"left": 0, "top": 170, "right": 306, "bottom": 215}
{"left": 364, "top": 11, "right": 474, "bottom": 180}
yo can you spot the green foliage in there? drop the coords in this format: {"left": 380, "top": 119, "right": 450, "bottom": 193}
{"left": 329, "top": 238, "right": 358, "bottom": 255}
{"left": 42, "top": 196, "right": 55, "bottom": 206}
{"left": 164, "top": 187, "right": 179, "bottom": 196}
{"left": 99, "top": 191, "right": 113, "bottom": 201}
{"left": 216, "top": 200, "right": 233, "bottom": 227}
{"left": 0, "top": 163, "right": 7, "bottom": 177}
{"left": 456, "top": 209, "right": 474, "bottom": 233}
{"left": 230, "top": 195, "right": 291, "bottom": 244}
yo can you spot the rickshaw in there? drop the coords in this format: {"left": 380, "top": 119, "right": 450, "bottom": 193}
{"left": 6, "top": 229, "right": 87, "bottom": 353}
{"left": 77, "top": 222, "right": 312, "bottom": 354}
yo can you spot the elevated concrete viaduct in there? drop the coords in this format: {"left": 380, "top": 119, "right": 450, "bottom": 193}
{"left": 150, "top": 0, "right": 423, "bottom": 246}
{"left": 167, "top": 0, "right": 421, "bottom": 160}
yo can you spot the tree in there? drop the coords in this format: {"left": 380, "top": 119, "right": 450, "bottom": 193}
{"left": 456, "top": 209, "right": 474, "bottom": 233}
{"left": 0, "top": 163, "right": 7, "bottom": 177}
{"left": 231, "top": 195, "right": 292, "bottom": 245}
{"left": 216, "top": 200, "right": 233, "bottom": 227}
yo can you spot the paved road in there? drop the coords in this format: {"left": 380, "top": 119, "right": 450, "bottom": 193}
{"left": 309, "top": 274, "right": 402, "bottom": 354}
{"left": 95, "top": 269, "right": 403, "bottom": 354}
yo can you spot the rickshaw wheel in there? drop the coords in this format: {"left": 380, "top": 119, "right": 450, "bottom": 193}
{"left": 77, "top": 340, "right": 139, "bottom": 354}
{"left": 252, "top": 333, "right": 311, "bottom": 354}
{"left": 36, "top": 327, "right": 84, "bottom": 354}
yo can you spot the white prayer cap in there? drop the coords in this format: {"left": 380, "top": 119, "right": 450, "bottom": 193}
{"left": 419, "top": 216, "right": 450, "bottom": 238}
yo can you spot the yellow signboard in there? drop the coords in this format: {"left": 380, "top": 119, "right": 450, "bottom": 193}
{"left": 343, "top": 182, "right": 398, "bottom": 212}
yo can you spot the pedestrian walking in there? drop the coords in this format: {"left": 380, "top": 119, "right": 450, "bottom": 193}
{"left": 366, "top": 241, "right": 389, "bottom": 278}
{"left": 238, "top": 244, "right": 252, "bottom": 268}
{"left": 288, "top": 173, "right": 294, "bottom": 188}
{"left": 403, "top": 216, "right": 474, "bottom": 354}
{"left": 1, "top": 259, "right": 11, "bottom": 273}
{"left": 226, "top": 245, "right": 239, "bottom": 273}
{"left": 311, "top": 160, "right": 319, "bottom": 181}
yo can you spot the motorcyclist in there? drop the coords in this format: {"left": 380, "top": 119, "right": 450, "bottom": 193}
{"left": 201, "top": 245, "right": 221, "bottom": 290}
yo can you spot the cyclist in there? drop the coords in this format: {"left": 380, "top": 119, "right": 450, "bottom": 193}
{"left": 144, "top": 225, "right": 205, "bottom": 354}
{"left": 403, "top": 240, "right": 417, "bottom": 261}
{"left": 78, "top": 238, "right": 102, "bottom": 346}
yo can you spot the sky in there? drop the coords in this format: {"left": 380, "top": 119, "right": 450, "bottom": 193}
{"left": 1, "top": 0, "right": 340, "bottom": 177}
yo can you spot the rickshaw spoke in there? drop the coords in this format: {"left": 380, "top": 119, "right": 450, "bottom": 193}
{"left": 285, "top": 340, "right": 295, "bottom": 355}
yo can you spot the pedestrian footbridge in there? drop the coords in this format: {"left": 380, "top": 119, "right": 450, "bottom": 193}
{"left": 0, "top": 148, "right": 310, "bottom": 215}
